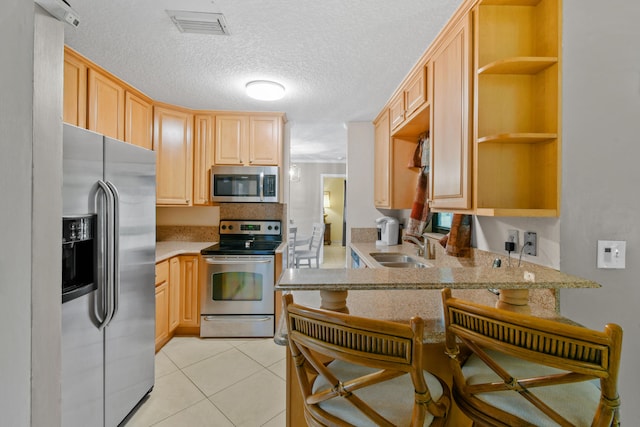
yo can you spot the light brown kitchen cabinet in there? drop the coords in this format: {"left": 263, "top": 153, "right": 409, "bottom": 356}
{"left": 124, "top": 91, "right": 153, "bottom": 150}
{"left": 154, "top": 104, "right": 194, "bottom": 206}
{"left": 373, "top": 111, "right": 391, "bottom": 208}
{"left": 215, "top": 114, "right": 283, "bottom": 166}
{"left": 193, "top": 114, "right": 215, "bottom": 205}
{"left": 87, "top": 68, "right": 125, "bottom": 141}
{"left": 63, "top": 47, "right": 87, "bottom": 128}
{"left": 390, "top": 64, "right": 431, "bottom": 138}
{"left": 155, "top": 260, "right": 170, "bottom": 352}
{"left": 429, "top": 14, "right": 473, "bottom": 211}
{"left": 178, "top": 255, "right": 199, "bottom": 330}
{"left": 249, "top": 115, "right": 282, "bottom": 165}
{"left": 373, "top": 109, "right": 418, "bottom": 209}
{"left": 473, "top": 0, "right": 561, "bottom": 217}
{"left": 169, "top": 257, "right": 181, "bottom": 333}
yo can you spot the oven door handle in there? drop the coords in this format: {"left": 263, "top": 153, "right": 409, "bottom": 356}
{"left": 202, "top": 315, "right": 273, "bottom": 322}
{"left": 204, "top": 258, "right": 272, "bottom": 265}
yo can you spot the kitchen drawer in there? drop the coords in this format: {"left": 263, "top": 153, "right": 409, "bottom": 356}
{"left": 155, "top": 260, "right": 169, "bottom": 286}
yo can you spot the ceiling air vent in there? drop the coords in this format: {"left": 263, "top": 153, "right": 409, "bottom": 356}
{"left": 166, "top": 10, "right": 230, "bottom": 35}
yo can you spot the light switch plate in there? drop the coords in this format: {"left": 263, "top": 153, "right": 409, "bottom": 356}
{"left": 597, "top": 240, "right": 626, "bottom": 269}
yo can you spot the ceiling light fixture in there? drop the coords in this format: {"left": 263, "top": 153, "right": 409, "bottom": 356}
{"left": 245, "top": 80, "right": 285, "bottom": 101}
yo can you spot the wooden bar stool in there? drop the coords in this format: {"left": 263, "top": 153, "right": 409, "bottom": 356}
{"left": 283, "top": 293, "right": 451, "bottom": 426}
{"left": 441, "top": 288, "right": 622, "bottom": 427}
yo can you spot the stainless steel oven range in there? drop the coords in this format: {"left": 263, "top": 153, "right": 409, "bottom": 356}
{"left": 200, "top": 220, "right": 282, "bottom": 337}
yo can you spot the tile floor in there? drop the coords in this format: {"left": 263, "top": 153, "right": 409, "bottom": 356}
{"left": 126, "top": 245, "right": 346, "bottom": 427}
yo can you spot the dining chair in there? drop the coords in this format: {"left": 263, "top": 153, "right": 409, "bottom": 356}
{"left": 295, "top": 222, "right": 325, "bottom": 268}
{"left": 288, "top": 226, "right": 297, "bottom": 268}
{"left": 283, "top": 293, "right": 451, "bottom": 426}
{"left": 441, "top": 288, "right": 623, "bottom": 427}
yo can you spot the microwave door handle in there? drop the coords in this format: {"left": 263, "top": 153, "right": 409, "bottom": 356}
{"left": 259, "top": 171, "right": 264, "bottom": 201}
{"left": 106, "top": 181, "right": 120, "bottom": 322}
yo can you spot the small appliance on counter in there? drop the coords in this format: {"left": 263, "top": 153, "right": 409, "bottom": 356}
{"left": 376, "top": 216, "right": 399, "bottom": 246}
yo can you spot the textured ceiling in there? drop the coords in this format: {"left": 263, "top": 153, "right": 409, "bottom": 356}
{"left": 63, "top": 0, "right": 462, "bottom": 162}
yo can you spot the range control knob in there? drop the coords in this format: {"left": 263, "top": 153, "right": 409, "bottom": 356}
{"left": 221, "top": 225, "right": 227, "bottom": 230}
{"left": 228, "top": 225, "right": 234, "bottom": 230}
{"left": 267, "top": 225, "right": 273, "bottom": 230}
{"left": 274, "top": 225, "right": 279, "bottom": 231}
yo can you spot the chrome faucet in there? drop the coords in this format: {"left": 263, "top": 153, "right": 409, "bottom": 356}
{"left": 404, "top": 233, "right": 434, "bottom": 259}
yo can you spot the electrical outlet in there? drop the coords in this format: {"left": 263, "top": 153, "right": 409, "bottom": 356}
{"left": 507, "top": 230, "right": 519, "bottom": 249}
{"left": 524, "top": 231, "right": 537, "bottom": 256}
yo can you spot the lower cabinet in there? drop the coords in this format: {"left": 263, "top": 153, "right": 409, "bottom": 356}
{"left": 155, "top": 260, "right": 170, "bottom": 351}
{"left": 155, "top": 254, "right": 200, "bottom": 352}
{"left": 178, "top": 255, "right": 200, "bottom": 331}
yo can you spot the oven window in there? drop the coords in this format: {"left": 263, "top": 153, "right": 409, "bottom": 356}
{"left": 211, "top": 272, "right": 264, "bottom": 301}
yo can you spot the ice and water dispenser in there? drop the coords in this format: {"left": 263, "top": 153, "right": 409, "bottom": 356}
{"left": 62, "top": 215, "right": 96, "bottom": 303}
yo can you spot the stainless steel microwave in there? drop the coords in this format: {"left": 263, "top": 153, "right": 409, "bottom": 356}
{"left": 210, "top": 165, "right": 279, "bottom": 203}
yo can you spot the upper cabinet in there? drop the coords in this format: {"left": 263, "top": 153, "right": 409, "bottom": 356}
{"left": 373, "top": 0, "right": 560, "bottom": 217}
{"left": 429, "top": 14, "right": 473, "bottom": 211}
{"left": 215, "top": 114, "right": 283, "bottom": 166}
{"left": 124, "top": 91, "right": 153, "bottom": 150}
{"left": 154, "top": 104, "right": 193, "bottom": 206}
{"left": 193, "top": 114, "right": 215, "bottom": 206}
{"left": 373, "top": 110, "right": 419, "bottom": 209}
{"left": 63, "top": 48, "right": 87, "bottom": 128}
{"left": 473, "top": 0, "right": 561, "bottom": 216}
{"left": 391, "top": 64, "right": 431, "bottom": 139}
{"left": 87, "top": 68, "right": 125, "bottom": 140}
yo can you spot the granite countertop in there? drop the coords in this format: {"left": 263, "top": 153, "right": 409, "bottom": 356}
{"left": 277, "top": 242, "right": 600, "bottom": 291}
{"left": 155, "top": 241, "right": 215, "bottom": 263}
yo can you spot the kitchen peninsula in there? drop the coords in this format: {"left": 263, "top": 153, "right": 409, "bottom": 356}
{"left": 276, "top": 244, "right": 601, "bottom": 426}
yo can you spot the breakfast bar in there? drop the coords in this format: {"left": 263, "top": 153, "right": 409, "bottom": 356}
{"left": 275, "top": 244, "right": 602, "bottom": 426}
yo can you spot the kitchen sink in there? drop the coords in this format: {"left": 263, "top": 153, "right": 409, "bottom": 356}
{"left": 369, "top": 252, "right": 429, "bottom": 268}
{"left": 378, "top": 261, "right": 428, "bottom": 269}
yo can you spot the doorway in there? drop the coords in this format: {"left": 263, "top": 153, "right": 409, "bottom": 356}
{"left": 320, "top": 174, "right": 346, "bottom": 247}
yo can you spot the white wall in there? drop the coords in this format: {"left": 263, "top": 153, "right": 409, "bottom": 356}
{"left": 0, "top": 3, "right": 64, "bottom": 426}
{"left": 0, "top": 2, "right": 35, "bottom": 424}
{"left": 558, "top": 0, "right": 640, "bottom": 421}
{"left": 31, "top": 6, "right": 64, "bottom": 426}
{"left": 345, "top": 122, "right": 381, "bottom": 244}
{"left": 288, "top": 162, "right": 346, "bottom": 236}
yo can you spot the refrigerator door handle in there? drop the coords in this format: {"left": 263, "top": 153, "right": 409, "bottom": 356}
{"left": 106, "top": 181, "right": 120, "bottom": 321}
{"left": 95, "top": 180, "right": 115, "bottom": 330}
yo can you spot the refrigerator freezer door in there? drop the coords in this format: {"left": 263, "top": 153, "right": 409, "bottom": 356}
{"left": 62, "top": 124, "right": 105, "bottom": 427}
{"left": 103, "top": 137, "right": 156, "bottom": 426}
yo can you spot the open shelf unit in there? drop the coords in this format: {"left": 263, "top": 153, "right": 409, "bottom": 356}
{"left": 473, "top": 0, "right": 561, "bottom": 216}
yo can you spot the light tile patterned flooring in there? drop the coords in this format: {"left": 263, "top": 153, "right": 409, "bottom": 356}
{"left": 126, "top": 245, "right": 346, "bottom": 427}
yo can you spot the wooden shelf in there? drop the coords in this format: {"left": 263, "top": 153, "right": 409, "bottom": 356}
{"left": 475, "top": 208, "right": 558, "bottom": 217}
{"left": 478, "top": 57, "right": 558, "bottom": 75}
{"left": 477, "top": 133, "right": 557, "bottom": 144}
{"left": 480, "top": 0, "right": 542, "bottom": 5}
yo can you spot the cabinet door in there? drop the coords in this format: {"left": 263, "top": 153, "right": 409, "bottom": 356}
{"left": 193, "top": 114, "right": 215, "bottom": 205}
{"left": 155, "top": 282, "right": 169, "bottom": 350}
{"left": 87, "top": 69, "right": 125, "bottom": 140}
{"left": 373, "top": 111, "right": 391, "bottom": 208}
{"left": 169, "top": 257, "right": 181, "bottom": 332}
{"left": 405, "top": 66, "right": 427, "bottom": 118}
{"left": 124, "top": 91, "right": 153, "bottom": 150}
{"left": 430, "top": 15, "right": 472, "bottom": 210}
{"left": 179, "top": 255, "right": 199, "bottom": 328}
{"left": 389, "top": 93, "right": 405, "bottom": 132}
{"left": 63, "top": 51, "right": 87, "bottom": 127}
{"left": 249, "top": 116, "right": 281, "bottom": 166}
{"left": 215, "top": 115, "right": 247, "bottom": 165}
{"left": 154, "top": 105, "right": 193, "bottom": 205}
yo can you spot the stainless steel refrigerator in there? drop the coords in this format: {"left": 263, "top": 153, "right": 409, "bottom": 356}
{"left": 62, "top": 124, "right": 156, "bottom": 427}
